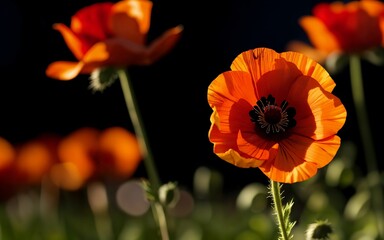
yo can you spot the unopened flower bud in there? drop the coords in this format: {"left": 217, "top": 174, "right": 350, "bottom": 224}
{"left": 89, "top": 67, "right": 118, "bottom": 92}
{"left": 159, "top": 182, "right": 179, "bottom": 207}
{"left": 305, "top": 220, "right": 333, "bottom": 240}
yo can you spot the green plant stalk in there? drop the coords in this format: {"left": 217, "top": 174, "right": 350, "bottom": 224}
{"left": 271, "top": 180, "right": 290, "bottom": 240}
{"left": 117, "top": 69, "right": 161, "bottom": 191}
{"left": 117, "top": 69, "right": 169, "bottom": 239}
{"left": 349, "top": 55, "right": 384, "bottom": 238}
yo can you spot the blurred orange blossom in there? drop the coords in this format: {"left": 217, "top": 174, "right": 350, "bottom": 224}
{"left": 53, "top": 127, "right": 99, "bottom": 190}
{"left": 46, "top": 0, "right": 183, "bottom": 81}
{"left": 207, "top": 47, "right": 347, "bottom": 183}
{"left": 287, "top": 0, "right": 384, "bottom": 64}
{"left": 97, "top": 126, "right": 141, "bottom": 180}
{"left": 0, "top": 137, "right": 17, "bottom": 201}
{"left": 51, "top": 127, "right": 142, "bottom": 190}
{"left": 14, "top": 134, "right": 61, "bottom": 185}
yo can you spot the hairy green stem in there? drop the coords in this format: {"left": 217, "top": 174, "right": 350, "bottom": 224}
{"left": 271, "top": 180, "right": 290, "bottom": 240}
{"left": 349, "top": 55, "right": 384, "bottom": 238}
{"left": 117, "top": 69, "right": 161, "bottom": 191}
{"left": 117, "top": 69, "right": 169, "bottom": 239}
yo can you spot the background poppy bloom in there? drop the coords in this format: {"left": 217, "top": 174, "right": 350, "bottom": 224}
{"left": 287, "top": 0, "right": 384, "bottom": 64}
{"left": 53, "top": 127, "right": 99, "bottom": 190}
{"left": 208, "top": 47, "right": 347, "bottom": 183}
{"left": 45, "top": 0, "right": 183, "bottom": 81}
{"left": 96, "top": 126, "right": 142, "bottom": 180}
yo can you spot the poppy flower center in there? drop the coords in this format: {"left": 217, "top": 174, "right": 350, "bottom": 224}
{"left": 249, "top": 94, "right": 296, "bottom": 140}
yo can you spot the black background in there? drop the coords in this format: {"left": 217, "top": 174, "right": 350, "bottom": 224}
{"left": 1, "top": 0, "right": 382, "bottom": 192}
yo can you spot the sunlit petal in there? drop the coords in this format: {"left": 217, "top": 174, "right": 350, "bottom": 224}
{"left": 281, "top": 51, "right": 336, "bottom": 92}
{"left": 45, "top": 61, "right": 84, "bottom": 81}
{"left": 299, "top": 16, "right": 340, "bottom": 53}
{"left": 53, "top": 23, "right": 87, "bottom": 60}
{"left": 286, "top": 75, "right": 347, "bottom": 139}
{"left": 112, "top": 0, "right": 153, "bottom": 42}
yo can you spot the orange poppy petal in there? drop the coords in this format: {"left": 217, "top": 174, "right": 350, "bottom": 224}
{"left": 233, "top": 48, "right": 335, "bottom": 94}
{"left": 208, "top": 71, "right": 257, "bottom": 133}
{"left": 218, "top": 148, "right": 263, "bottom": 168}
{"left": 230, "top": 48, "right": 281, "bottom": 88}
{"left": 208, "top": 71, "right": 256, "bottom": 107}
{"left": 281, "top": 50, "right": 336, "bottom": 92}
{"left": 287, "top": 75, "right": 346, "bottom": 139}
{"left": 209, "top": 107, "right": 221, "bottom": 130}
{"left": 237, "top": 131, "right": 278, "bottom": 162}
{"left": 46, "top": 61, "right": 84, "bottom": 81}
{"left": 147, "top": 25, "right": 183, "bottom": 64}
{"left": 252, "top": 64, "right": 300, "bottom": 104}
{"left": 300, "top": 135, "right": 341, "bottom": 168}
{"left": 209, "top": 122, "right": 237, "bottom": 150}
{"left": 259, "top": 134, "right": 341, "bottom": 183}
{"left": 53, "top": 23, "right": 85, "bottom": 60}
{"left": 261, "top": 157, "right": 318, "bottom": 184}
{"left": 259, "top": 138, "right": 316, "bottom": 183}
{"left": 230, "top": 48, "right": 310, "bottom": 101}
{"left": 231, "top": 48, "right": 280, "bottom": 72}
{"left": 111, "top": 0, "right": 153, "bottom": 43}
{"left": 81, "top": 39, "right": 149, "bottom": 71}
{"left": 299, "top": 16, "right": 340, "bottom": 53}
{"left": 209, "top": 123, "right": 263, "bottom": 168}
{"left": 307, "top": 90, "right": 346, "bottom": 140}
{"left": 209, "top": 112, "right": 267, "bottom": 168}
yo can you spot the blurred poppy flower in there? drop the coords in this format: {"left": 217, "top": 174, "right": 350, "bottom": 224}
{"left": 14, "top": 134, "right": 61, "bottom": 185}
{"left": 51, "top": 127, "right": 142, "bottom": 190}
{"left": 97, "top": 126, "right": 142, "bottom": 180}
{"left": 287, "top": 0, "right": 384, "bottom": 68}
{"left": 207, "top": 47, "right": 347, "bottom": 183}
{"left": 0, "top": 137, "right": 17, "bottom": 201}
{"left": 53, "top": 127, "right": 99, "bottom": 190}
{"left": 0, "top": 137, "right": 15, "bottom": 171}
{"left": 46, "top": 0, "right": 183, "bottom": 81}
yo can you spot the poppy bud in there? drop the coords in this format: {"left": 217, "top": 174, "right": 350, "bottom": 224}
{"left": 305, "top": 220, "right": 333, "bottom": 240}
{"left": 158, "top": 182, "right": 179, "bottom": 207}
{"left": 89, "top": 67, "right": 119, "bottom": 92}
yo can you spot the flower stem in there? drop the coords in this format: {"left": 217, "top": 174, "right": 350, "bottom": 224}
{"left": 117, "top": 69, "right": 169, "bottom": 239}
{"left": 117, "top": 69, "right": 161, "bottom": 191}
{"left": 349, "top": 55, "right": 384, "bottom": 238}
{"left": 271, "top": 180, "right": 290, "bottom": 240}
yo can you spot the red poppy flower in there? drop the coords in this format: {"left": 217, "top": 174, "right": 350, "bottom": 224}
{"left": 207, "top": 48, "right": 347, "bottom": 183}
{"left": 287, "top": 0, "right": 384, "bottom": 64}
{"left": 303, "top": 0, "right": 384, "bottom": 52}
{"left": 46, "top": 0, "right": 183, "bottom": 81}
